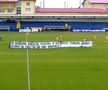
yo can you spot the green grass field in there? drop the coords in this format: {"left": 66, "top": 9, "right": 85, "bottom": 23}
{"left": 0, "top": 32, "right": 108, "bottom": 90}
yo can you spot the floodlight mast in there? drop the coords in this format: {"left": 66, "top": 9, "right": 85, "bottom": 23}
{"left": 79, "top": 0, "right": 83, "bottom": 8}
{"left": 64, "top": 0, "right": 68, "bottom": 8}
{"left": 43, "top": 0, "right": 45, "bottom": 8}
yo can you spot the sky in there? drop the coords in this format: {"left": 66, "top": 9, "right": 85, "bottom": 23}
{"left": 36, "top": 0, "right": 84, "bottom": 8}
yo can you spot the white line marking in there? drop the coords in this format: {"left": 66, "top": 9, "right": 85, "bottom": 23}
{"left": 26, "top": 33, "right": 31, "bottom": 90}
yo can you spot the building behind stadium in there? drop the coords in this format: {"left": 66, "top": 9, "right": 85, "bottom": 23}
{"left": 0, "top": 0, "right": 108, "bottom": 15}
{"left": 0, "top": 0, "right": 108, "bottom": 32}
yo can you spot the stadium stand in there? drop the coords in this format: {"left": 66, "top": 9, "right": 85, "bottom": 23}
{"left": 0, "top": 21, "right": 108, "bottom": 31}
{"left": 0, "top": 22, "right": 16, "bottom": 31}
{"left": 20, "top": 21, "right": 108, "bottom": 31}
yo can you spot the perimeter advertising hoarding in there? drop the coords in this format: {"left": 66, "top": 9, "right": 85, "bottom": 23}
{"left": 73, "top": 29, "right": 108, "bottom": 32}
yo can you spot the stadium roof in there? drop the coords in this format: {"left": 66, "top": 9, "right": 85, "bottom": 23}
{"left": 36, "top": 8, "right": 108, "bottom": 14}
{"left": 0, "top": 0, "right": 18, "bottom": 2}
{"left": 83, "top": 0, "right": 108, "bottom": 4}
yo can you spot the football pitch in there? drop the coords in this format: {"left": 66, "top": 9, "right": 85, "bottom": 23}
{"left": 0, "top": 32, "right": 108, "bottom": 90}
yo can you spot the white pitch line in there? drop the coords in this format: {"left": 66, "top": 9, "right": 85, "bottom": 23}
{"left": 26, "top": 33, "right": 31, "bottom": 90}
